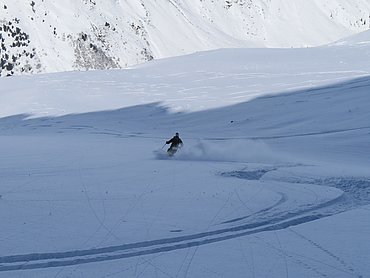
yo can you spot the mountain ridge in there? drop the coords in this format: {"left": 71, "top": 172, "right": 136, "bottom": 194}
{"left": 1, "top": 0, "right": 370, "bottom": 77}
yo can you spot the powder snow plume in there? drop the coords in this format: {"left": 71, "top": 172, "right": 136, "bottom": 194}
{"left": 172, "top": 140, "right": 294, "bottom": 164}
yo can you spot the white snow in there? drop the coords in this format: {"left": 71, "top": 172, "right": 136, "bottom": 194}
{"left": 0, "top": 30, "right": 370, "bottom": 277}
{"left": 2, "top": 0, "right": 370, "bottom": 76}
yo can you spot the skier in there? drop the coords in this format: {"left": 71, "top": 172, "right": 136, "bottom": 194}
{"left": 165, "top": 132, "right": 183, "bottom": 156}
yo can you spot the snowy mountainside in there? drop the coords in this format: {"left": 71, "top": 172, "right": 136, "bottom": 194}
{"left": 2, "top": 29, "right": 370, "bottom": 119}
{"left": 0, "top": 25, "right": 370, "bottom": 278}
{"left": 1, "top": 0, "right": 370, "bottom": 77}
{"left": 1, "top": 19, "right": 370, "bottom": 278}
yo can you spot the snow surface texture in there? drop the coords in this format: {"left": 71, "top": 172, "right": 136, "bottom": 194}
{"left": 1, "top": 30, "right": 370, "bottom": 277}
{"left": 1, "top": 0, "right": 370, "bottom": 76}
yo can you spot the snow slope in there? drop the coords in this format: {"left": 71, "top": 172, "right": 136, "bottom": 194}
{"left": 1, "top": 0, "right": 370, "bottom": 76}
{"left": 0, "top": 31, "right": 370, "bottom": 277}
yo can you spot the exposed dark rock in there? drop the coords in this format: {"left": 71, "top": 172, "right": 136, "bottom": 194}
{"left": 30, "top": 1, "right": 36, "bottom": 13}
{"left": 6, "top": 62, "right": 14, "bottom": 71}
{"left": 0, "top": 18, "right": 40, "bottom": 76}
{"left": 73, "top": 32, "right": 118, "bottom": 71}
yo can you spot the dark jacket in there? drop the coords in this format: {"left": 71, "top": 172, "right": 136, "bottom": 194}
{"left": 166, "top": 135, "right": 183, "bottom": 149}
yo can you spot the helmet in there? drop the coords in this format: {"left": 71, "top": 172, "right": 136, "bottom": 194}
{"left": 175, "top": 132, "right": 179, "bottom": 136}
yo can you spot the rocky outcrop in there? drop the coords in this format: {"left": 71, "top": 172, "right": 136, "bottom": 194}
{"left": 1, "top": 0, "right": 370, "bottom": 77}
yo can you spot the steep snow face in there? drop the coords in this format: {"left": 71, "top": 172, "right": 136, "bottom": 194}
{"left": 1, "top": 0, "right": 370, "bottom": 77}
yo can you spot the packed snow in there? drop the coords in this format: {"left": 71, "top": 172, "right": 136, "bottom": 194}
{"left": 0, "top": 30, "right": 370, "bottom": 277}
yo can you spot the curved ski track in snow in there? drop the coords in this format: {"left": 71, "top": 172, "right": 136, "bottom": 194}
{"left": 0, "top": 123, "right": 364, "bottom": 272}
{"left": 0, "top": 193, "right": 343, "bottom": 272}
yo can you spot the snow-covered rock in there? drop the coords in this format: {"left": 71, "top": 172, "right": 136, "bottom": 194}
{"left": 1, "top": 0, "right": 370, "bottom": 76}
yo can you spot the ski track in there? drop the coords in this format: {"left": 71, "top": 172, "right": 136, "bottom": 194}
{"left": 0, "top": 168, "right": 349, "bottom": 272}
{"left": 1, "top": 131, "right": 368, "bottom": 272}
{"left": 220, "top": 192, "right": 287, "bottom": 224}
{"left": 288, "top": 229, "right": 361, "bottom": 277}
{"left": 0, "top": 214, "right": 326, "bottom": 272}
{"left": 1, "top": 93, "right": 369, "bottom": 272}
{"left": 201, "top": 126, "right": 370, "bottom": 141}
